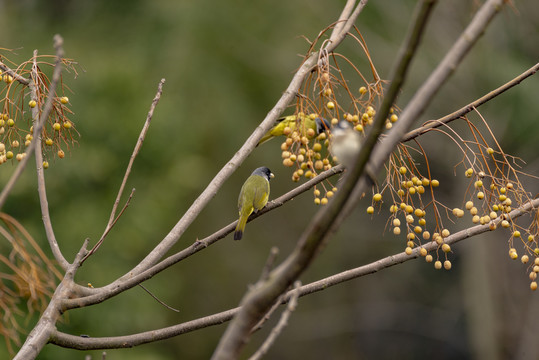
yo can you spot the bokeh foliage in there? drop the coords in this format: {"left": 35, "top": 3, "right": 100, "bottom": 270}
{"left": 0, "top": 1, "right": 538, "bottom": 359}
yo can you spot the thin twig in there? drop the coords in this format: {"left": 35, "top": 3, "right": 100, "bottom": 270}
{"left": 82, "top": 188, "right": 136, "bottom": 263}
{"left": 248, "top": 281, "right": 302, "bottom": 360}
{"left": 138, "top": 284, "right": 179, "bottom": 313}
{"left": 83, "top": 79, "right": 165, "bottom": 261}
{"left": 259, "top": 247, "right": 279, "bottom": 281}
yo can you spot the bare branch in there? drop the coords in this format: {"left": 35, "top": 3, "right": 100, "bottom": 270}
{"left": 31, "top": 35, "right": 70, "bottom": 270}
{"left": 0, "top": 61, "right": 31, "bottom": 85}
{"left": 14, "top": 239, "right": 89, "bottom": 360}
{"left": 403, "top": 62, "right": 539, "bottom": 143}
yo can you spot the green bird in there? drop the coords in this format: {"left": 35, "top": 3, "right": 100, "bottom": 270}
{"left": 258, "top": 114, "right": 331, "bottom": 146}
{"left": 234, "top": 167, "right": 274, "bottom": 240}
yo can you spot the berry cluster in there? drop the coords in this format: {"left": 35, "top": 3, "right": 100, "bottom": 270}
{"left": 367, "top": 117, "right": 538, "bottom": 289}
{"left": 0, "top": 54, "right": 78, "bottom": 168}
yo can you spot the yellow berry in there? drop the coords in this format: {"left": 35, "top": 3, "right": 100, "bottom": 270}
{"left": 29, "top": 100, "right": 37, "bottom": 108}
{"left": 282, "top": 158, "right": 294, "bottom": 167}
{"left": 487, "top": 147, "right": 494, "bottom": 155}
{"left": 399, "top": 166, "right": 407, "bottom": 175}
{"left": 444, "top": 260, "right": 452, "bottom": 270}
{"left": 431, "top": 179, "right": 440, "bottom": 187}
{"left": 465, "top": 201, "right": 474, "bottom": 210}
{"left": 60, "top": 96, "right": 69, "bottom": 104}
{"left": 425, "top": 254, "right": 433, "bottom": 263}
{"left": 513, "top": 230, "right": 521, "bottom": 238}
{"left": 419, "top": 248, "right": 427, "bottom": 257}
{"left": 474, "top": 180, "right": 483, "bottom": 188}
{"left": 53, "top": 123, "right": 61, "bottom": 131}
{"left": 531, "top": 282, "right": 538, "bottom": 291}
{"left": 320, "top": 197, "right": 328, "bottom": 205}
{"left": 43, "top": 161, "right": 49, "bottom": 169}
{"left": 521, "top": 255, "right": 529, "bottom": 264}
{"left": 326, "top": 101, "right": 335, "bottom": 109}
{"left": 477, "top": 191, "right": 485, "bottom": 200}
{"left": 422, "top": 231, "right": 431, "bottom": 240}
{"left": 393, "top": 227, "right": 401, "bottom": 235}
{"left": 373, "top": 193, "right": 382, "bottom": 202}
{"left": 63, "top": 121, "right": 72, "bottom": 129}
{"left": 465, "top": 168, "right": 474, "bottom": 178}
{"left": 442, "top": 244, "right": 451, "bottom": 253}
{"left": 314, "top": 198, "right": 321, "bottom": 205}
{"left": 7, "top": 118, "right": 14, "bottom": 127}
{"left": 367, "top": 206, "right": 374, "bottom": 214}
{"left": 390, "top": 114, "right": 398, "bottom": 123}
{"left": 441, "top": 229, "right": 450, "bottom": 238}
{"left": 405, "top": 247, "right": 413, "bottom": 255}
{"left": 6, "top": 151, "right": 13, "bottom": 159}
{"left": 359, "top": 86, "right": 367, "bottom": 95}
{"left": 434, "top": 261, "right": 442, "bottom": 270}
{"left": 58, "top": 150, "right": 65, "bottom": 158}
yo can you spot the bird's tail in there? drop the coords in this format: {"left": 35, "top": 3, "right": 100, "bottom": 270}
{"left": 234, "top": 214, "right": 248, "bottom": 240}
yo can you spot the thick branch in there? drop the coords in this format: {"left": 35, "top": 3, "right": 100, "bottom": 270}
{"left": 209, "top": 0, "right": 434, "bottom": 358}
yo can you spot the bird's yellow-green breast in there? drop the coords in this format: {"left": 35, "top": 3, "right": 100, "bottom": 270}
{"left": 234, "top": 167, "right": 274, "bottom": 240}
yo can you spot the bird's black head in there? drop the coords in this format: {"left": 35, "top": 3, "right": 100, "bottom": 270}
{"left": 252, "top": 166, "right": 274, "bottom": 181}
{"left": 315, "top": 117, "right": 331, "bottom": 135}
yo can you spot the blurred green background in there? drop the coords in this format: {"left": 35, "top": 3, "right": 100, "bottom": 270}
{"left": 1, "top": 0, "right": 538, "bottom": 359}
